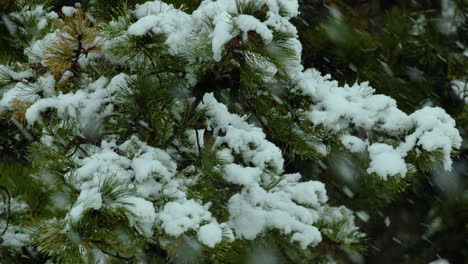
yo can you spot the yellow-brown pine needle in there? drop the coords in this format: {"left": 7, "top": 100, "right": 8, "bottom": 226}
{"left": 9, "top": 98, "right": 32, "bottom": 124}
{"left": 44, "top": 6, "right": 101, "bottom": 77}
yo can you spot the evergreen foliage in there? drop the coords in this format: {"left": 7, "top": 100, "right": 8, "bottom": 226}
{"left": 0, "top": 0, "right": 465, "bottom": 263}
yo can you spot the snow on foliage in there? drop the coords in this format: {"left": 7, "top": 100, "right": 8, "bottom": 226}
{"left": 429, "top": 259, "right": 450, "bottom": 264}
{"left": 295, "top": 69, "right": 461, "bottom": 178}
{"left": 202, "top": 93, "right": 284, "bottom": 174}
{"left": 0, "top": 198, "right": 30, "bottom": 250}
{"left": 0, "top": 0, "right": 461, "bottom": 255}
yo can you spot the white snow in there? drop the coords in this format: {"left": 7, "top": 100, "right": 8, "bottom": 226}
{"left": 295, "top": 69, "right": 461, "bottom": 178}
{"left": 0, "top": 226, "right": 30, "bottom": 250}
{"left": 429, "top": 259, "right": 450, "bottom": 264}
{"left": 282, "top": 179, "right": 328, "bottom": 206}
{"left": 224, "top": 164, "right": 262, "bottom": 186}
{"left": 451, "top": 80, "right": 467, "bottom": 103}
{"left": 61, "top": 6, "right": 77, "bottom": 16}
{"left": 25, "top": 31, "right": 59, "bottom": 64}
{"left": 132, "top": 151, "right": 174, "bottom": 183}
{"left": 235, "top": 15, "right": 273, "bottom": 43}
{"left": 65, "top": 137, "right": 175, "bottom": 238}
{"left": 68, "top": 187, "right": 103, "bottom": 221}
{"left": 356, "top": 211, "right": 369, "bottom": 222}
{"left": 10, "top": 5, "right": 57, "bottom": 32}
{"left": 128, "top": 1, "right": 192, "bottom": 55}
{"left": 24, "top": 73, "right": 128, "bottom": 126}
{"left": 296, "top": 69, "right": 412, "bottom": 133}
{"left": 198, "top": 222, "right": 223, "bottom": 247}
{"left": 203, "top": 93, "right": 284, "bottom": 174}
{"left": 119, "top": 196, "right": 157, "bottom": 237}
{"left": 384, "top": 217, "right": 391, "bottom": 227}
{"left": 340, "top": 135, "right": 367, "bottom": 153}
{"left": 0, "top": 66, "right": 33, "bottom": 82}
{"left": 367, "top": 143, "right": 407, "bottom": 179}
{"left": 400, "top": 107, "right": 462, "bottom": 171}
{"left": 228, "top": 182, "right": 326, "bottom": 248}
{"left": 158, "top": 199, "right": 214, "bottom": 237}
{"left": 211, "top": 11, "right": 235, "bottom": 61}
{"left": 0, "top": 0, "right": 462, "bottom": 254}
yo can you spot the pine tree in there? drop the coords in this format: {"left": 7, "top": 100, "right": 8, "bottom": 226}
{"left": 0, "top": 0, "right": 464, "bottom": 263}
{"left": 295, "top": 1, "right": 467, "bottom": 262}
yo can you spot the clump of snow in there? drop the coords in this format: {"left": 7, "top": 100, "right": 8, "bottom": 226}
{"left": 295, "top": 69, "right": 461, "bottom": 179}
{"left": 228, "top": 183, "right": 325, "bottom": 248}
{"left": 0, "top": 225, "right": 30, "bottom": 250}
{"left": 281, "top": 178, "right": 328, "bottom": 206}
{"left": 367, "top": 143, "right": 407, "bottom": 179}
{"left": 158, "top": 199, "right": 215, "bottom": 236}
{"left": 199, "top": 92, "right": 332, "bottom": 248}
{"left": 10, "top": 5, "right": 58, "bottom": 32}
{"left": 131, "top": 148, "right": 175, "bottom": 183}
{"left": 67, "top": 169, "right": 156, "bottom": 237}
{"left": 0, "top": 198, "right": 31, "bottom": 251}
{"left": 0, "top": 197, "right": 29, "bottom": 213}
{"left": 68, "top": 187, "right": 103, "bottom": 221}
{"left": 235, "top": 15, "right": 273, "bottom": 43}
{"left": 296, "top": 69, "right": 411, "bottom": 133}
{"left": 202, "top": 93, "right": 284, "bottom": 174}
{"left": 24, "top": 73, "right": 128, "bottom": 126}
{"left": 193, "top": 0, "right": 301, "bottom": 62}
{"left": 63, "top": 135, "right": 193, "bottom": 239}
{"left": 429, "top": 259, "right": 450, "bottom": 264}
{"left": 25, "top": 32, "right": 59, "bottom": 64}
{"left": 127, "top": 1, "right": 192, "bottom": 55}
{"left": 223, "top": 164, "right": 262, "bottom": 186}
{"left": 120, "top": 196, "right": 157, "bottom": 237}
{"left": 400, "top": 107, "right": 462, "bottom": 171}
{"left": 340, "top": 135, "right": 367, "bottom": 153}
{"left": 384, "top": 217, "right": 391, "bottom": 227}
{"left": 451, "top": 80, "right": 467, "bottom": 103}
{"left": 356, "top": 211, "right": 370, "bottom": 222}
{"left": 0, "top": 65, "right": 33, "bottom": 82}
{"left": 107, "top": 0, "right": 303, "bottom": 75}
{"left": 198, "top": 222, "right": 223, "bottom": 247}
{"left": 72, "top": 147, "right": 132, "bottom": 184}
{"left": 0, "top": 74, "right": 56, "bottom": 114}
{"left": 61, "top": 6, "right": 77, "bottom": 16}
{"left": 210, "top": 11, "right": 235, "bottom": 62}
